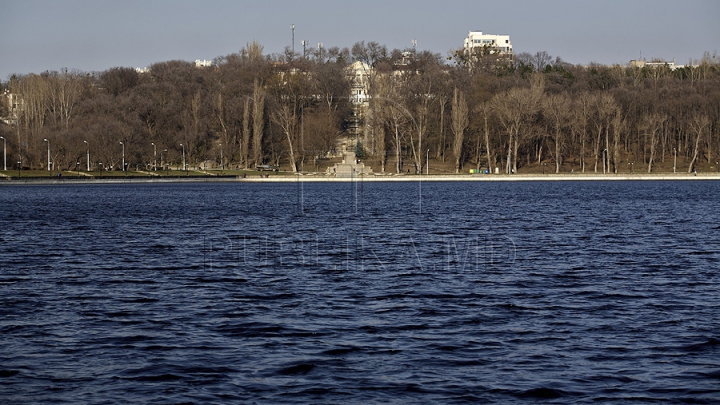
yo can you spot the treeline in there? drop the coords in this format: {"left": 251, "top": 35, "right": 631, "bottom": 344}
{"left": 1, "top": 41, "right": 719, "bottom": 174}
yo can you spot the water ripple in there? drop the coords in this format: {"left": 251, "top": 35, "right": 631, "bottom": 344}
{"left": 1, "top": 181, "right": 719, "bottom": 403}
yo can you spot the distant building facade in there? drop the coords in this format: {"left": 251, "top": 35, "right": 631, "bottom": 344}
{"left": 629, "top": 58, "right": 681, "bottom": 70}
{"left": 463, "top": 31, "right": 513, "bottom": 56}
{"left": 2, "top": 90, "right": 23, "bottom": 125}
{"left": 348, "top": 61, "right": 372, "bottom": 105}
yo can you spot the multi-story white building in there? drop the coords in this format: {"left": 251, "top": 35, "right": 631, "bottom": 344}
{"left": 463, "top": 30, "right": 513, "bottom": 56}
{"left": 347, "top": 61, "right": 372, "bottom": 105}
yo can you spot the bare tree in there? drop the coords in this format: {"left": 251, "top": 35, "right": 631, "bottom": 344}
{"left": 643, "top": 112, "right": 667, "bottom": 173}
{"left": 437, "top": 93, "right": 448, "bottom": 161}
{"left": 272, "top": 103, "right": 299, "bottom": 172}
{"left": 611, "top": 110, "right": 625, "bottom": 173}
{"left": 214, "top": 93, "right": 230, "bottom": 151}
{"left": 687, "top": 112, "right": 709, "bottom": 173}
{"left": 374, "top": 122, "right": 387, "bottom": 172}
{"left": 542, "top": 93, "right": 571, "bottom": 173}
{"left": 533, "top": 51, "right": 553, "bottom": 72}
{"left": 387, "top": 104, "right": 409, "bottom": 174}
{"left": 588, "top": 93, "right": 617, "bottom": 172}
{"left": 476, "top": 101, "right": 494, "bottom": 172}
{"left": 242, "top": 98, "right": 251, "bottom": 168}
{"left": 252, "top": 79, "right": 265, "bottom": 167}
{"left": 491, "top": 75, "right": 543, "bottom": 173}
{"left": 48, "top": 69, "right": 84, "bottom": 129}
{"left": 451, "top": 87, "right": 469, "bottom": 173}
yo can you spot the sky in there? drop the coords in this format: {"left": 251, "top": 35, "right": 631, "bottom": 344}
{"left": 1, "top": 0, "right": 718, "bottom": 81}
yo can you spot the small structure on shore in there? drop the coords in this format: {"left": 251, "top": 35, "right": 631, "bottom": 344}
{"left": 327, "top": 151, "right": 372, "bottom": 177}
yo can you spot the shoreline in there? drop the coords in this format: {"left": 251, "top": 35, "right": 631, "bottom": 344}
{"left": 1, "top": 172, "right": 720, "bottom": 185}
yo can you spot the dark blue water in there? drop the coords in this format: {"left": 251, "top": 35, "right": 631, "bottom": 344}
{"left": 1, "top": 181, "right": 719, "bottom": 404}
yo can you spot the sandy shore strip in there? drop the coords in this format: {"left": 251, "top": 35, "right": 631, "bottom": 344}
{"left": 2, "top": 172, "right": 720, "bottom": 185}
{"left": 242, "top": 173, "right": 720, "bottom": 182}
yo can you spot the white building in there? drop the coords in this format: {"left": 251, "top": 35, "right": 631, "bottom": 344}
{"left": 347, "top": 61, "right": 372, "bottom": 105}
{"left": 195, "top": 59, "right": 212, "bottom": 67}
{"left": 629, "top": 58, "right": 681, "bottom": 70}
{"left": 2, "top": 90, "right": 23, "bottom": 125}
{"left": 463, "top": 30, "right": 513, "bottom": 56}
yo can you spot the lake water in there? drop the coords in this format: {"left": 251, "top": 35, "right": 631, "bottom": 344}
{"left": 1, "top": 180, "right": 719, "bottom": 404}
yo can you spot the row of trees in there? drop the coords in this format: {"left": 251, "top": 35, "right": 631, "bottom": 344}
{"left": 1, "top": 42, "right": 719, "bottom": 174}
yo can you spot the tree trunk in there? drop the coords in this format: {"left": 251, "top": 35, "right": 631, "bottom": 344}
{"left": 688, "top": 130, "right": 702, "bottom": 173}
{"left": 555, "top": 127, "right": 561, "bottom": 173}
{"left": 484, "top": 115, "right": 492, "bottom": 173}
{"left": 252, "top": 80, "right": 265, "bottom": 168}
{"left": 647, "top": 131, "right": 656, "bottom": 173}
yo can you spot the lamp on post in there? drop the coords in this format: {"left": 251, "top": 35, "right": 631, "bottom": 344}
{"left": 44, "top": 138, "right": 50, "bottom": 172}
{"left": 151, "top": 142, "right": 157, "bottom": 171}
{"left": 219, "top": 143, "right": 223, "bottom": 172}
{"left": 426, "top": 149, "right": 429, "bottom": 175}
{"left": 673, "top": 148, "right": 677, "bottom": 174}
{"left": 180, "top": 143, "right": 186, "bottom": 174}
{"left": 119, "top": 141, "right": 125, "bottom": 172}
{"left": 83, "top": 140, "right": 90, "bottom": 171}
{"left": 0, "top": 136, "right": 6, "bottom": 171}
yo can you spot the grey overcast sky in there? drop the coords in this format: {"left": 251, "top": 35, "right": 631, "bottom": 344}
{"left": 1, "top": 0, "right": 718, "bottom": 81}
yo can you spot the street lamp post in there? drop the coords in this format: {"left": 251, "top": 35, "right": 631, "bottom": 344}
{"left": 84, "top": 140, "right": 90, "bottom": 171}
{"left": 43, "top": 138, "right": 50, "bottom": 172}
{"left": 0, "top": 136, "right": 6, "bottom": 171}
{"left": 180, "top": 143, "right": 186, "bottom": 174}
{"left": 151, "top": 142, "right": 157, "bottom": 171}
{"left": 219, "top": 143, "right": 223, "bottom": 172}
{"left": 163, "top": 149, "right": 168, "bottom": 173}
{"left": 119, "top": 142, "right": 125, "bottom": 172}
{"left": 673, "top": 148, "right": 677, "bottom": 173}
{"left": 426, "top": 149, "right": 429, "bottom": 175}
